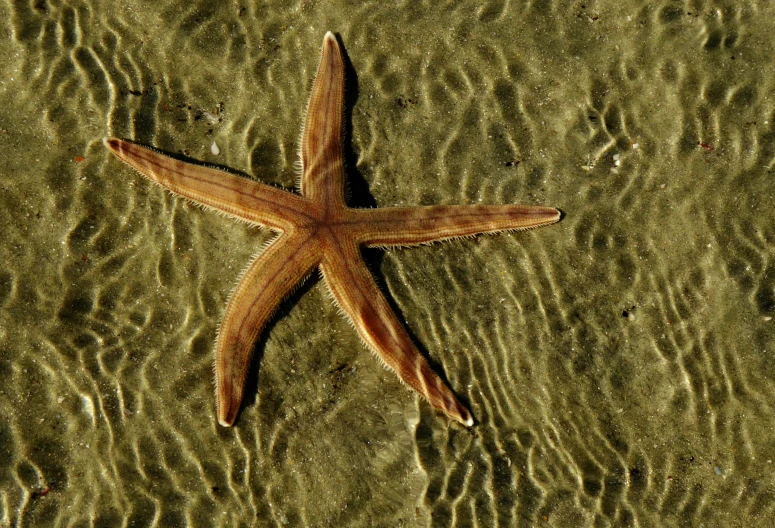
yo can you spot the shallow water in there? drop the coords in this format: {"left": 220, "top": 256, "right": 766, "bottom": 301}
{"left": 1, "top": 1, "right": 775, "bottom": 526}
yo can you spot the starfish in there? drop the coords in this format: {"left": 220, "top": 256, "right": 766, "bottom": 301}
{"left": 104, "top": 32, "right": 560, "bottom": 428}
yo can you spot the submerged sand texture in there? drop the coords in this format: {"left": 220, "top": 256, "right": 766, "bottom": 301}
{"left": 1, "top": 1, "right": 775, "bottom": 526}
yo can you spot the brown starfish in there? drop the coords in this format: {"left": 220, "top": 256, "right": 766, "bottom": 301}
{"left": 104, "top": 32, "right": 560, "bottom": 428}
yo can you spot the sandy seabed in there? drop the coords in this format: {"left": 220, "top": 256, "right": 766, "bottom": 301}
{"left": 1, "top": 1, "right": 774, "bottom": 526}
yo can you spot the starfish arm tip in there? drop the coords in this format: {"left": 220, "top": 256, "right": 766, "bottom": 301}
{"left": 217, "top": 381, "right": 238, "bottom": 427}
{"left": 217, "top": 409, "right": 236, "bottom": 427}
{"left": 455, "top": 405, "right": 474, "bottom": 427}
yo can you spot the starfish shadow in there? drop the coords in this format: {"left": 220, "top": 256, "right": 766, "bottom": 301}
{"left": 241, "top": 269, "right": 319, "bottom": 416}
{"left": 339, "top": 37, "right": 473, "bottom": 418}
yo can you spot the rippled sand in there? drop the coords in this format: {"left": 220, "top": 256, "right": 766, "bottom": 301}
{"left": 2, "top": 1, "right": 774, "bottom": 526}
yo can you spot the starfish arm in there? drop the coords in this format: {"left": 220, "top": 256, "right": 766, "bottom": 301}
{"left": 353, "top": 205, "right": 561, "bottom": 247}
{"left": 104, "top": 138, "right": 310, "bottom": 230}
{"left": 216, "top": 231, "right": 320, "bottom": 426}
{"left": 300, "top": 32, "right": 347, "bottom": 207}
{"left": 321, "top": 241, "right": 474, "bottom": 426}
